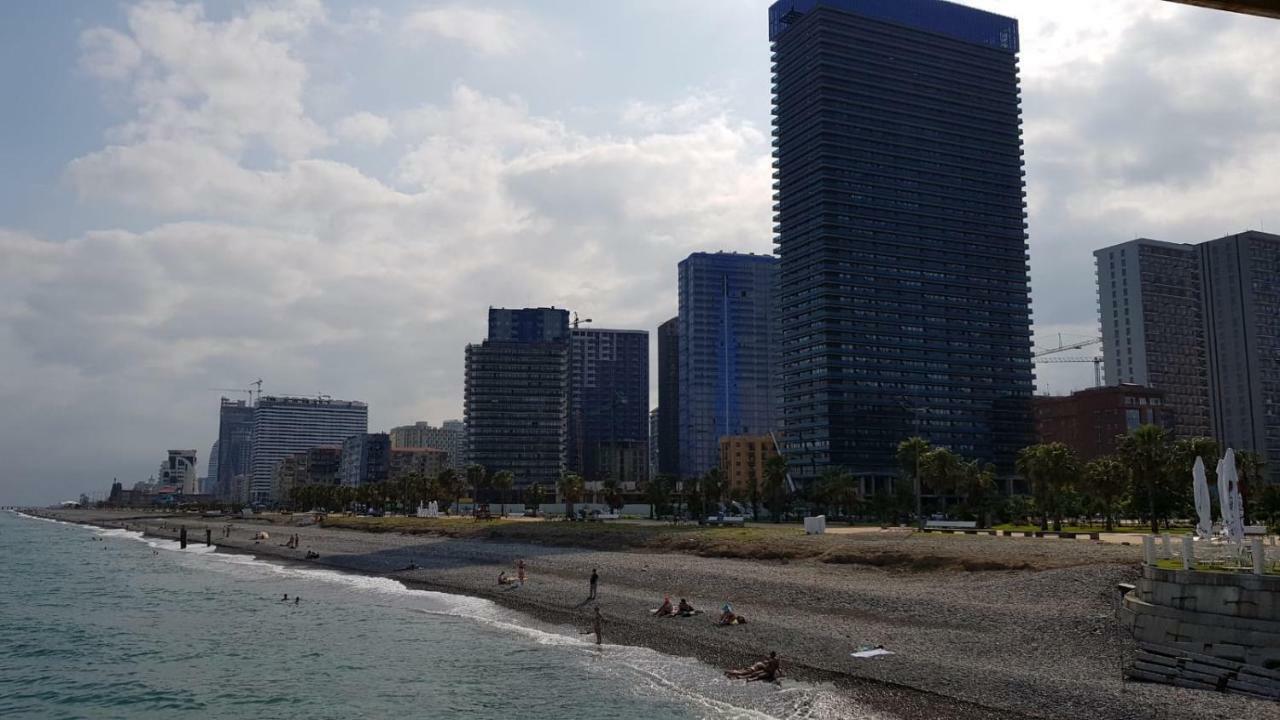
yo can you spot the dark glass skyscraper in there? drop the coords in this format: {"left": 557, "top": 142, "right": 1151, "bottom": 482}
{"left": 465, "top": 307, "right": 570, "bottom": 488}
{"left": 678, "top": 252, "right": 780, "bottom": 477}
{"left": 656, "top": 317, "right": 680, "bottom": 476}
{"left": 568, "top": 328, "right": 650, "bottom": 487}
{"left": 769, "top": 0, "right": 1034, "bottom": 484}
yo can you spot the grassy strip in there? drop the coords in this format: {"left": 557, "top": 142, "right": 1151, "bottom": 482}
{"left": 320, "top": 516, "right": 1041, "bottom": 572}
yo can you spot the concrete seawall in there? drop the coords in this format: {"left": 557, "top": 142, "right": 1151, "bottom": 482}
{"left": 1120, "top": 565, "right": 1280, "bottom": 700}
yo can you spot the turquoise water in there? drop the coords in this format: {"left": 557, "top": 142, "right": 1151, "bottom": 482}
{"left": 0, "top": 512, "right": 856, "bottom": 720}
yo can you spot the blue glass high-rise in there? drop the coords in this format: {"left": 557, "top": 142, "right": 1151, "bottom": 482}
{"left": 678, "top": 252, "right": 780, "bottom": 478}
{"left": 769, "top": 0, "right": 1035, "bottom": 485}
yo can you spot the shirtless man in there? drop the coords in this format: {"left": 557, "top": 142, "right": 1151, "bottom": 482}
{"left": 725, "top": 652, "right": 781, "bottom": 682}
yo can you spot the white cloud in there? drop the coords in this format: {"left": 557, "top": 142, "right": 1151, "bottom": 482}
{"left": 401, "top": 5, "right": 530, "bottom": 56}
{"left": 78, "top": 28, "right": 143, "bottom": 81}
{"left": 101, "top": 0, "right": 330, "bottom": 160}
{"left": 334, "top": 111, "right": 394, "bottom": 146}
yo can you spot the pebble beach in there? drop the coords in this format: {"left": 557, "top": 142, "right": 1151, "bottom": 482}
{"left": 36, "top": 509, "right": 1280, "bottom": 720}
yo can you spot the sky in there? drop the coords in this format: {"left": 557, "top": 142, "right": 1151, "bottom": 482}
{"left": 2, "top": 0, "right": 1278, "bottom": 504}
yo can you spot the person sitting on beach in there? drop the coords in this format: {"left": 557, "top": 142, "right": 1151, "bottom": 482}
{"left": 716, "top": 602, "right": 746, "bottom": 626}
{"left": 498, "top": 571, "right": 514, "bottom": 586}
{"left": 654, "top": 595, "right": 674, "bottom": 617}
{"left": 677, "top": 598, "right": 697, "bottom": 616}
{"left": 725, "top": 652, "right": 781, "bottom": 682}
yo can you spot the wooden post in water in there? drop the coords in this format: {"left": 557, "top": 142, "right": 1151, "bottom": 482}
{"left": 179, "top": 526, "right": 187, "bottom": 549}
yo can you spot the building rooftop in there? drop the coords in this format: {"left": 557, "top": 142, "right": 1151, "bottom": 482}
{"left": 768, "top": 0, "right": 1019, "bottom": 52}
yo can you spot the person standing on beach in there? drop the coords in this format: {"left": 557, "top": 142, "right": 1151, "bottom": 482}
{"left": 588, "top": 568, "right": 598, "bottom": 600}
{"left": 517, "top": 558, "right": 526, "bottom": 586}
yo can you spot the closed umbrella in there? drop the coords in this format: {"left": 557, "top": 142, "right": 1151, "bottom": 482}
{"left": 1192, "top": 457, "right": 1212, "bottom": 540}
{"left": 1218, "top": 449, "right": 1244, "bottom": 544}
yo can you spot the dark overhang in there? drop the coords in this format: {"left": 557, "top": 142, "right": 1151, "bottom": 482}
{"left": 1163, "top": 0, "right": 1280, "bottom": 19}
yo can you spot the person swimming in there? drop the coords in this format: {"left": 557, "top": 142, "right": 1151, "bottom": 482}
{"left": 281, "top": 593, "right": 289, "bottom": 602}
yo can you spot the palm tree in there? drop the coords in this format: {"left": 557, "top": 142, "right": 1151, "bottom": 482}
{"left": 491, "top": 470, "right": 515, "bottom": 517}
{"left": 558, "top": 472, "right": 584, "bottom": 520}
{"left": 1115, "top": 424, "right": 1170, "bottom": 534}
{"left": 525, "top": 482, "right": 545, "bottom": 516}
{"left": 762, "top": 455, "right": 789, "bottom": 523}
{"left": 896, "top": 436, "right": 931, "bottom": 525}
{"left": 465, "top": 464, "right": 487, "bottom": 508}
{"left": 920, "top": 448, "right": 965, "bottom": 505}
{"left": 957, "top": 460, "right": 996, "bottom": 528}
{"left": 818, "top": 467, "right": 857, "bottom": 520}
{"left": 1016, "top": 443, "right": 1079, "bottom": 531}
{"left": 1080, "top": 455, "right": 1126, "bottom": 532}
{"left": 601, "top": 477, "right": 624, "bottom": 513}
{"left": 435, "top": 468, "right": 460, "bottom": 514}
{"left": 646, "top": 475, "right": 674, "bottom": 519}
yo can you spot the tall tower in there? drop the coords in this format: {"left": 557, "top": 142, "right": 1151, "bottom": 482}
{"left": 770, "top": 0, "right": 1034, "bottom": 485}
{"left": 465, "top": 307, "right": 570, "bottom": 488}
{"left": 678, "top": 252, "right": 779, "bottom": 478}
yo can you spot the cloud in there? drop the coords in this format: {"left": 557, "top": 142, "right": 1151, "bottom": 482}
{"left": 97, "top": 0, "right": 330, "bottom": 160}
{"left": 334, "top": 111, "right": 394, "bottom": 146}
{"left": 79, "top": 28, "right": 143, "bottom": 81}
{"left": 401, "top": 5, "right": 531, "bottom": 56}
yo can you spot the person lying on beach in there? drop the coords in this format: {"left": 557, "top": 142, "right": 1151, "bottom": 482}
{"left": 498, "top": 571, "right": 514, "bottom": 586}
{"left": 725, "top": 652, "right": 781, "bottom": 682}
{"left": 653, "top": 595, "right": 674, "bottom": 617}
{"left": 677, "top": 598, "right": 698, "bottom": 616}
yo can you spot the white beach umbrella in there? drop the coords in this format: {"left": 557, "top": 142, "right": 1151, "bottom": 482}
{"left": 1218, "top": 449, "right": 1244, "bottom": 544}
{"left": 1192, "top": 457, "right": 1212, "bottom": 540}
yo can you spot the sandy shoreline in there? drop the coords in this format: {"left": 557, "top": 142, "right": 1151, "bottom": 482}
{"left": 25, "top": 509, "right": 1279, "bottom": 720}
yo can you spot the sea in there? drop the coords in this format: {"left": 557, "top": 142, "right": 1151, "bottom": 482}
{"left": 0, "top": 511, "right": 873, "bottom": 720}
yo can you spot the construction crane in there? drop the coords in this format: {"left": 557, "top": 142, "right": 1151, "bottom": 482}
{"left": 1033, "top": 334, "right": 1105, "bottom": 388}
{"left": 209, "top": 386, "right": 254, "bottom": 403}
{"left": 570, "top": 312, "right": 592, "bottom": 329}
{"left": 1037, "top": 356, "right": 1105, "bottom": 388}
{"left": 1033, "top": 333, "right": 1102, "bottom": 358}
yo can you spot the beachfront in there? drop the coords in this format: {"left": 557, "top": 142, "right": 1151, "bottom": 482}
{"left": 33, "top": 508, "right": 1279, "bottom": 720}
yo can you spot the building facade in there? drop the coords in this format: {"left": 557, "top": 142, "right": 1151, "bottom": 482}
{"left": 568, "top": 328, "right": 649, "bottom": 488}
{"left": 339, "top": 433, "right": 392, "bottom": 486}
{"left": 249, "top": 396, "right": 368, "bottom": 503}
{"left": 389, "top": 447, "right": 450, "bottom": 481}
{"left": 216, "top": 398, "right": 255, "bottom": 501}
{"left": 770, "top": 0, "right": 1035, "bottom": 485}
{"left": 678, "top": 252, "right": 779, "bottom": 478}
{"left": 465, "top": 307, "right": 570, "bottom": 488}
{"left": 207, "top": 440, "right": 219, "bottom": 493}
{"left": 719, "top": 435, "right": 779, "bottom": 499}
{"left": 1201, "top": 231, "right": 1280, "bottom": 482}
{"left": 649, "top": 408, "right": 660, "bottom": 481}
{"left": 1095, "top": 239, "right": 1210, "bottom": 439}
{"left": 656, "top": 316, "right": 681, "bottom": 476}
{"left": 488, "top": 307, "right": 570, "bottom": 343}
{"left": 1033, "top": 385, "right": 1167, "bottom": 461}
{"left": 159, "top": 449, "right": 199, "bottom": 495}
{"left": 389, "top": 420, "right": 466, "bottom": 473}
